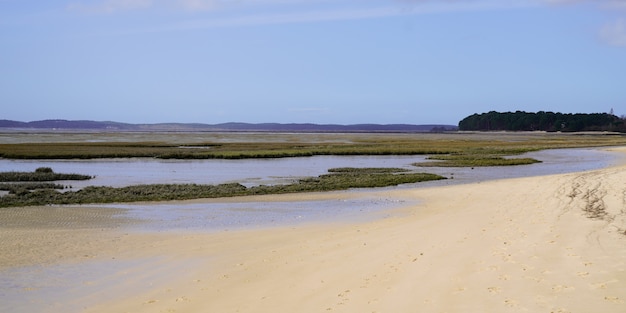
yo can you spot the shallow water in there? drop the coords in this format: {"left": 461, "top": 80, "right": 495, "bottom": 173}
{"left": 0, "top": 147, "right": 623, "bottom": 232}
{"left": 0, "top": 148, "right": 620, "bottom": 189}
{"left": 403, "top": 147, "right": 623, "bottom": 188}
{"left": 91, "top": 196, "right": 408, "bottom": 232}
{"left": 0, "top": 256, "right": 200, "bottom": 313}
{"left": 0, "top": 155, "right": 427, "bottom": 188}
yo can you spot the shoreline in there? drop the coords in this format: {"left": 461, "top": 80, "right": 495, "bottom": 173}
{"left": 0, "top": 146, "right": 618, "bottom": 235}
{"left": 1, "top": 146, "right": 622, "bottom": 190}
{"left": 2, "top": 147, "right": 626, "bottom": 312}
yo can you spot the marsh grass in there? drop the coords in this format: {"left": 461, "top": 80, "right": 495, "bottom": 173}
{"left": 0, "top": 183, "right": 65, "bottom": 195}
{"left": 0, "top": 168, "right": 444, "bottom": 207}
{"left": 0, "top": 167, "right": 93, "bottom": 182}
{"left": 327, "top": 167, "right": 410, "bottom": 173}
{"left": 1, "top": 132, "right": 625, "bottom": 160}
{"left": 415, "top": 155, "right": 542, "bottom": 167}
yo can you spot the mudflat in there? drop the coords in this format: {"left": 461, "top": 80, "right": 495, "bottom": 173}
{"left": 2, "top": 148, "right": 626, "bottom": 312}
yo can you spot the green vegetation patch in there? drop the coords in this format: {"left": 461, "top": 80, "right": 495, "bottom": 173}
{"left": 2, "top": 132, "right": 626, "bottom": 160}
{"left": 414, "top": 154, "right": 541, "bottom": 167}
{"left": 0, "top": 183, "right": 65, "bottom": 195}
{"left": 0, "top": 168, "right": 445, "bottom": 207}
{"left": 327, "top": 167, "right": 410, "bottom": 174}
{"left": 0, "top": 167, "right": 93, "bottom": 182}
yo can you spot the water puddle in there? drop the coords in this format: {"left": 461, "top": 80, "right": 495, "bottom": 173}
{"left": 0, "top": 256, "right": 200, "bottom": 313}
{"left": 88, "top": 196, "right": 411, "bottom": 232}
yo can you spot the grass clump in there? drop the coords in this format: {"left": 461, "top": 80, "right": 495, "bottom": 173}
{"left": 291, "top": 172, "right": 442, "bottom": 191}
{"left": 414, "top": 155, "right": 542, "bottom": 167}
{"left": 0, "top": 167, "right": 93, "bottom": 182}
{"left": 0, "top": 183, "right": 65, "bottom": 195}
{"left": 327, "top": 167, "right": 410, "bottom": 174}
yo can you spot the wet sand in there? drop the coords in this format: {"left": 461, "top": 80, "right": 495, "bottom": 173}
{"left": 2, "top": 147, "right": 626, "bottom": 312}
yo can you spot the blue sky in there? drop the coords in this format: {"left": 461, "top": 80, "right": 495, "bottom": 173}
{"left": 1, "top": 0, "right": 625, "bottom": 125}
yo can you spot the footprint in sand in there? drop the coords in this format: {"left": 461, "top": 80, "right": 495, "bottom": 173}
{"left": 487, "top": 286, "right": 501, "bottom": 294}
{"left": 604, "top": 296, "right": 623, "bottom": 303}
{"left": 337, "top": 289, "right": 351, "bottom": 305}
{"left": 524, "top": 275, "right": 544, "bottom": 283}
{"left": 551, "top": 285, "right": 575, "bottom": 293}
{"left": 504, "top": 298, "right": 519, "bottom": 307}
{"left": 453, "top": 286, "right": 467, "bottom": 294}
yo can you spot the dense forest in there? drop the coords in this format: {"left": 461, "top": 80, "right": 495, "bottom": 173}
{"left": 459, "top": 111, "right": 626, "bottom": 132}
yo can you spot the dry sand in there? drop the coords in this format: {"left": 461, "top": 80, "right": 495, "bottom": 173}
{"left": 2, "top": 148, "right": 626, "bottom": 312}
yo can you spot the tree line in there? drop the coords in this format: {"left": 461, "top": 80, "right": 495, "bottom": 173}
{"left": 458, "top": 111, "right": 626, "bottom": 132}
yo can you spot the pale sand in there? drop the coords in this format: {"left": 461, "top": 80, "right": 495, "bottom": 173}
{"left": 2, "top": 148, "right": 626, "bottom": 312}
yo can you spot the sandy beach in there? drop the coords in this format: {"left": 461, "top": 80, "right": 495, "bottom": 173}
{"left": 2, "top": 148, "right": 626, "bottom": 312}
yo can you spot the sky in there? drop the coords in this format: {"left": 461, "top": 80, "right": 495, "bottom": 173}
{"left": 1, "top": 0, "right": 625, "bottom": 125}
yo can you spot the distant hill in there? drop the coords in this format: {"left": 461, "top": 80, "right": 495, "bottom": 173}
{"left": 0, "top": 119, "right": 458, "bottom": 133}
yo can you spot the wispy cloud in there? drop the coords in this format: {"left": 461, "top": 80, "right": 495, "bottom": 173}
{"left": 542, "top": 0, "right": 626, "bottom": 10}
{"left": 67, "top": 0, "right": 153, "bottom": 14}
{"left": 65, "top": 0, "right": 626, "bottom": 15}
{"left": 167, "top": 6, "right": 412, "bottom": 30}
{"left": 602, "top": 0, "right": 626, "bottom": 10}
{"left": 541, "top": 0, "right": 584, "bottom": 5}
{"left": 66, "top": 0, "right": 332, "bottom": 14}
{"left": 601, "top": 18, "right": 626, "bottom": 46}
{"left": 68, "top": 0, "right": 539, "bottom": 15}
{"left": 66, "top": 0, "right": 626, "bottom": 49}
{"left": 176, "top": 0, "right": 219, "bottom": 11}
{"left": 538, "top": 0, "right": 626, "bottom": 46}
{"left": 121, "top": 0, "right": 540, "bottom": 33}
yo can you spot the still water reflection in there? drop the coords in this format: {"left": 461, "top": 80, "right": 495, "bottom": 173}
{"left": 0, "top": 148, "right": 622, "bottom": 231}
{"left": 0, "top": 148, "right": 620, "bottom": 189}
{"left": 0, "top": 155, "right": 426, "bottom": 188}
